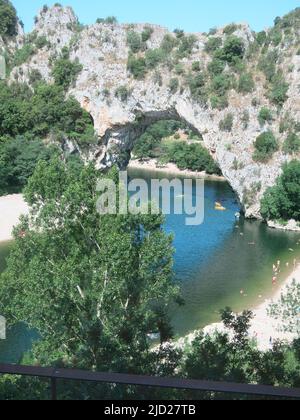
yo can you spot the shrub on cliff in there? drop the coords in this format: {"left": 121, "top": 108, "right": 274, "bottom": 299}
{"left": 283, "top": 132, "right": 300, "bottom": 154}
{"left": 253, "top": 131, "right": 279, "bottom": 162}
{"left": 52, "top": 48, "right": 83, "bottom": 90}
{"left": 261, "top": 160, "right": 300, "bottom": 221}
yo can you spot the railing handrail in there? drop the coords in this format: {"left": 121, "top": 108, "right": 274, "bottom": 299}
{"left": 1, "top": 363, "right": 300, "bottom": 400}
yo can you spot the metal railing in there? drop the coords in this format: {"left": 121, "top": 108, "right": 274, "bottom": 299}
{"left": 1, "top": 364, "right": 300, "bottom": 400}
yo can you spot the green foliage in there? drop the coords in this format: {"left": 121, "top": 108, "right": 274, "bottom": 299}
{"left": 176, "top": 35, "right": 197, "bottom": 59}
{"left": 0, "top": 136, "right": 58, "bottom": 195}
{"left": 145, "top": 48, "right": 165, "bottom": 69}
{"left": 165, "top": 141, "right": 221, "bottom": 174}
{"left": 161, "top": 34, "right": 178, "bottom": 54}
{"left": 210, "top": 73, "right": 233, "bottom": 96}
{"left": 191, "top": 61, "right": 201, "bottom": 72}
{"left": 52, "top": 49, "right": 83, "bottom": 90}
{"left": 13, "top": 44, "right": 35, "bottom": 66}
{"left": 115, "top": 85, "right": 131, "bottom": 102}
{"left": 219, "top": 113, "right": 234, "bottom": 132}
{"left": 215, "top": 36, "right": 245, "bottom": 64}
{"left": 210, "top": 94, "right": 228, "bottom": 110}
{"left": 223, "top": 23, "right": 238, "bottom": 35}
{"left": 0, "top": 159, "right": 179, "bottom": 375}
{"left": 187, "top": 72, "right": 208, "bottom": 104}
{"left": 127, "top": 54, "right": 147, "bottom": 79}
{"left": 283, "top": 132, "right": 300, "bottom": 154}
{"left": 256, "top": 31, "right": 267, "bottom": 46}
{"left": 0, "top": 80, "right": 96, "bottom": 194}
{"left": 96, "top": 16, "right": 118, "bottom": 24}
{"left": 205, "top": 37, "right": 222, "bottom": 53}
{"left": 133, "top": 120, "right": 185, "bottom": 159}
{"left": 127, "top": 31, "right": 143, "bottom": 53}
{"left": 238, "top": 72, "right": 254, "bottom": 93}
{"left": 0, "top": 0, "right": 17, "bottom": 37}
{"left": 141, "top": 27, "right": 153, "bottom": 43}
{"left": 258, "top": 107, "right": 273, "bottom": 126}
{"left": 261, "top": 160, "right": 300, "bottom": 221}
{"left": 207, "top": 58, "right": 225, "bottom": 76}
{"left": 168, "top": 78, "right": 179, "bottom": 93}
{"left": 258, "top": 51, "right": 278, "bottom": 82}
{"left": 253, "top": 131, "right": 279, "bottom": 162}
{"left": 268, "top": 73, "right": 289, "bottom": 107}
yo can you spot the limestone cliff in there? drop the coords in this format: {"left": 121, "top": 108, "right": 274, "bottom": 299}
{"left": 7, "top": 5, "right": 300, "bottom": 218}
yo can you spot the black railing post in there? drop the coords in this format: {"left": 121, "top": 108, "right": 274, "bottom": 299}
{"left": 51, "top": 377, "right": 57, "bottom": 401}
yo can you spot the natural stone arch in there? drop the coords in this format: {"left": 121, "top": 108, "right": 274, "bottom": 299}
{"left": 97, "top": 108, "right": 204, "bottom": 170}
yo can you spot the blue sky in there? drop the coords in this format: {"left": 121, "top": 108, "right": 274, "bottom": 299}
{"left": 13, "top": 0, "right": 300, "bottom": 33}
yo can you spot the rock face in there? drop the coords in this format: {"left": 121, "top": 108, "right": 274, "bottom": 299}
{"left": 7, "top": 5, "right": 300, "bottom": 218}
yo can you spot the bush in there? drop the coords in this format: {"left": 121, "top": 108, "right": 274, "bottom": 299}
{"left": 217, "top": 36, "right": 245, "bottom": 64}
{"left": 115, "top": 86, "right": 131, "bottom": 102}
{"left": 168, "top": 78, "right": 179, "bottom": 93}
{"left": 0, "top": 0, "right": 17, "bottom": 37}
{"left": 211, "top": 73, "right": 232, "bottom": 96}
{"left": 258, "top": 51, "right": 278, "bottom": 82}
{"left": 141, "top": 27, "right": 153, "bottom": 42}
{"left": 268, "top": 73, "right": 289, "bottom": 107}
{"left": 253, "top": 131, "right": 278, "bottom": 162}
{"left": 219, "top": 113, "right": 234, "bottom": 132}
{"left": 132, "top": 120, "right": 185, "bottom": 159}
{"left": 127, "top": 54, "right": 147, "bottom": 79}
{"left": 177, "top": 35, "right": 197, "bottom": 58}
{"left": 145, "top": 48, "right": 165, "bottom": 69}
{"left": 223, "top": 23, "right": 238, "bottom": 35}
{"left": 192, "top": 61, "right": 201, "bottom": 72}
{"left": 13, "top": 44, "right": 35, "bottom": 66}
{"left": 256, "top": 31, "right": 267, "bottom": 46}
{"left": 283, "top": 132, "right": 300, "bottom": 154}
{"left": 187, "top": 72, "right": 207, "bottom": 104}
{"left": 52, "top": 49, "right": 83, "bottom": 90}
{"left": 261, "top": 160, "right": 300, "bottom": 221}
{"left": 258, "top": 107, "right": 273, "bottom": 126}
{"left": 127, "top": 31, "right": 143, "bottom": 53}
{"left": 207, "top": 58, "right": 225, "bottom": 76}
{"left": 161, "top": 34, "right": 178, "bottom": 53}
{"left": 238, "top": 73, "right": 254, "bottom": 93}
{"left": 205, "top": 37, "right": 222, "bottom": 53}
{"left": 210, "top": 94, "right": 228, "bottom": 110}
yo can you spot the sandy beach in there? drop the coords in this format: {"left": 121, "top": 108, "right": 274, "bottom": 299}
{"left": 128, "top": 159, "right": 226, "bottom": 182}
{"left": 176, "top": 263, "right": 300, "bottom": 352}
{"left": 0, "top": 194, "right": 29, "bottom": 242}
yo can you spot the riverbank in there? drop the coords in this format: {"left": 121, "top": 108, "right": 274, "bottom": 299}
{"left": 128, "top": 159, "right": 226, "bottom": 182}
{"left": 177, "top": 262, "right": 300, "bottom": 352}
{"left": 0, "top": 194, "right": 28, "bottom": 242}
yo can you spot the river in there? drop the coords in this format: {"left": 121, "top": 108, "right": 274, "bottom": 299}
{"left": 1, "top": 169, "right": 300, "bottom": 361}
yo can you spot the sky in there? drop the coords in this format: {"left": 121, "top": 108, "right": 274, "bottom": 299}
{"left": 12, "top": 0, "right": 300, "bottom": 33}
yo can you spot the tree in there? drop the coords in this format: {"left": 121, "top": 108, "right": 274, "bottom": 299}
{"left": 261, "top": 160, "right": 300, "bottom": 221}
{"left": 0, "top": 136, "right": 58, "bottom": 195}
{"left": 217, "top": 36, "right": 245, "bottom": 64}
{"left": 0, "top": 0, "right": 17, "bottom": 37}
{"left": 0, "top": 158, "right": 180, "bottom": 375}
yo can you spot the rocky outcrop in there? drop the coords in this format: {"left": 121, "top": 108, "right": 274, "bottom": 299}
{"left": 8, "top": 5, "right": 300, "bottom": 218}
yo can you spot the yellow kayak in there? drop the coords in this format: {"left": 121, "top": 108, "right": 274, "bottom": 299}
{"left": 215, "top": 202, "right": 226, "bottom": 211}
